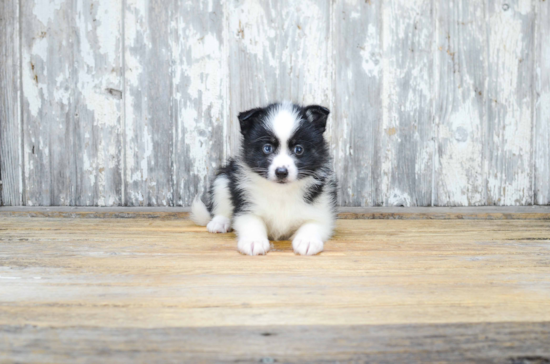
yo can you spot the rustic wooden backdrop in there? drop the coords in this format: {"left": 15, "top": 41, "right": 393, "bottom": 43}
{"left": 1, "top": 0, "right": 548, "bottom": 207}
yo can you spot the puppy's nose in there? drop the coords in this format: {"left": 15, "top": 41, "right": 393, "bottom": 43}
{"left": 275, "top": 167, "right": 288, "bottom": 179}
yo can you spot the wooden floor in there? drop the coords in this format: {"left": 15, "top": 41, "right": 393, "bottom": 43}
{"left": 1, "top": 214, "right": 550, "bottom": 363}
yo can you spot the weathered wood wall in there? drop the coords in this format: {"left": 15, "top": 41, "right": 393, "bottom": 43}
{"left": 0, "top": 0, "right": 548, "bottom": 207}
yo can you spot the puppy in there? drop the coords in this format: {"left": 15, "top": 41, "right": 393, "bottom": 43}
{"left": 191, "top": 101, "right": 337, "bottom": 256}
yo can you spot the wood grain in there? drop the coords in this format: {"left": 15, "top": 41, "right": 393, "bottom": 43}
{"left": 331, "top": 0, "right": 381, "bottom": 206}
{"left": 0, "top": 0, "right": 546, "bottom": 207}
{"left": 73, "top": 0, "right": 123, "bottom": 206}
{"left": 1, "top": 217, "right": 549, "bottom": 361}
{"left": 1, "top": 206, "right": 550, "bottom": 220}
{"left": 535, "top": 0, "right": 550, "bottom": 205}
{"left": 21, "top": 0, "right": 77, "bottom": 206}
{"left": 173, "top": 0, "right": 226, "bottom": 207}
{"left": 435, "top": 0, "right": 487, "bottom": 206}
{"left": 2, "top": 323, "right": 549, "bottom": 363}
{"left": 485, "top": 0, "right": 535, "bottom": 205}
{"left": 1, "top": 217, "right": 549, "bottom": 328}
{"left": 123, "top": 0, "right": 227, "bottom": 207}
{"left": 0, "top": 0, "right": 22, "bottom": 206}
{"left": 379, "top": 0, "right": 434, "bottom": 207}
{"left": 124, "top": 0, "right": 175, "bottom": 206}
{"left": 19, "top": 0, "right": 123, "bottom": 206}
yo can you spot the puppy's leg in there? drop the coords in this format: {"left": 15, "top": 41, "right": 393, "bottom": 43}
{"left": 233, "top": 215, "right": 270, "bottom": 256}
{"left": 292, "top": 222, "right": 332, "bottom": 256}
{"left": 207, "top": 175, "right": 232, "bottom": 234}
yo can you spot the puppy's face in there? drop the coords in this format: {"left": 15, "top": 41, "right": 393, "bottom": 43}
{"left": 239, "top": 102, "right": 330, "bottom": 184}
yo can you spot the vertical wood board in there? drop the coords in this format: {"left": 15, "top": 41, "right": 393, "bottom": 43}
{"left": 124, "top": 0, "right": 175, "bottom": 206}
{"left": 72, "top": 0, "right": 124, "bottom": 206}
{"left": 19, "top": 0, "right": 123, "bottom": 206}
{"left": 379, "top": 0, "right": 434, "bottom": 206}
{"left": 331, "top": 0, "right": 381, "bottom": 206}
{"left": 485, "top": 0, "right": 535, "bottom": 205}
{"left": 434, "top": 0, "right": 487, "bottom": 206}
{"left": 173, "top": 0, "right": 226, "bottom": 206}
{"left": 534, "top": 0, "right": 550, "bottom": 205}
{"left": 21, "top": 0, "right": 77, "bottom": 205}
{"left": 0, "top": 0, "right": 23, "bottom": 205}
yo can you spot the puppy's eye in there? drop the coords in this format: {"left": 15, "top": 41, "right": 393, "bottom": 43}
{"left": 294, "top": 145, "right": 304, "bottom": 155}
{"left": 263, "top": 144, "right": 273, "bottom": 154}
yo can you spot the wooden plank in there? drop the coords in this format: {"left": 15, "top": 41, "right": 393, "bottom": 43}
{"left": 20, "top": 0, "right": 122, "bottom": 206}
{"left": 0, "top": 0, "right": 22, "bottom": 206}
{"left": 124, "top": 0, "right": 175, "bottom": 206}
{"left": 335, "top": 206, "right": 550, "bottom": 220}
{"left": 485, "top": 0, "right": 535, "bottom": 205}
{"left": 379, "top": 0, "right": 434, "bottom": 206}
{"left": 1, "top": 322, "right": 549, "bottom": 363}
{"left": 172, "top": 0, "right": 226, "bottom": 206}
{"left": 331, "top": 0, "right": 381, "bottom": 206}
{"left": 434, "top": 0, "right": 487, "bottom": 206}
{"left": 535, "top": 0, "right": 550, "bottom": 205}
{"left": 72, "top": 0, "right": 124, "bottom": 206}
{"left": 0, "top": 217, "right": 549, "bottom": 328}
{"left": 1, "top": 206, "right": 550, "bottom": 220}
{"left": 0, "top": 206, "right": 191, "bottom": 219}
{"left": 226, "top": 0, "right": 332, "bottom": 156}
{"left": 20, "top": 0, "right": 77, "bottom": 205}
{"left": 1, "top": 217, "right": 549, "bottom": 360}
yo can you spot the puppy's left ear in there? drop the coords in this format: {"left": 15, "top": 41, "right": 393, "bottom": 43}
{"left": 304, "top": 105, "right": 330, "bottom": 133}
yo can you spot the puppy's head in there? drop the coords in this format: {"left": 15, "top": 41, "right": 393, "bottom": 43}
{"left": 238, "top": 102, "right": 330, "bottom": 184}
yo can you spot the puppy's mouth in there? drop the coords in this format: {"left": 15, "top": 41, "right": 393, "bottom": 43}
{"left": 269, "top": 177, "right": 291, "bottom": 184}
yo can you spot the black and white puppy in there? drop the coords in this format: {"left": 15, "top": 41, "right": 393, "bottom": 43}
{"left": 191, "top": 101, "right": 337, "bottom": 256}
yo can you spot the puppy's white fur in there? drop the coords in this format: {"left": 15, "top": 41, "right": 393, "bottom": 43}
{"left": 194, "top": 162, "right": 334, "bottom": 256}
{"left": 261, "top": 104, "right": 299, "bottom": 183}
{"left": 205, "top": 175, "right": 232, "bottom": 233}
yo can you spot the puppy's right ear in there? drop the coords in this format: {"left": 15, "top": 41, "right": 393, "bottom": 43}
{"left": 238, "top": 108, "right": 264, "bottom": 135}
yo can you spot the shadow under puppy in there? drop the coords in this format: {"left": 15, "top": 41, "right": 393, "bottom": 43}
{"left": 191, "top": 101, "right": 337, "bottom": 255}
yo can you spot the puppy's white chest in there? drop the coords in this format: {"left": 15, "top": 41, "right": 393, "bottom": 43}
{"left": 247, "top": 181, "right": 309, "bottom": 240}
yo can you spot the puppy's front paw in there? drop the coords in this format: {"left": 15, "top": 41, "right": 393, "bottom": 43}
{"left": 207, "top": 216, "right": 231, "bottom": 233}
{"left": 292, "top": 235, "right": 324, "bottom": 255}
{"left": 238, "top": 237, "right": 270, "bottom": 256}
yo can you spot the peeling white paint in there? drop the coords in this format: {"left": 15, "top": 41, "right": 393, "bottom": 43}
{"left": 516, "top": 0, "right": 532, "bottom": 15}
{"left": 439, "top": 98, "right": 484, "bottom": 206}
{"left": 22, "top": 58, "right": 42, "bottom": 118}
{"left": 229, "top": 0, "right": 276, "bottom": 66}
{"left": 487, "top": 4, "right": 533, "bottom": 205}
{"left": 5, "top": 0, "right": 547, "bottom": 207}
{"left": 83, "top": 153, "right": 96, "bottom": 187}
{"left": 95, "top": 1, "right": 121, "bottom": 64}
{"left": 380, "top": 0, "right": 401, "bottom": 205}
{"left": 182, "top": 33, "right": 222, "bottom": 111}
{"left": 22, "top": 35, "right": 49, "bottom": 118}
{"left": 172, "top": 3, "right": 227, "bottom": 205}
{"left": 289, "top": 0, "right": 329, "bottom": 105}
{"left": 182, "top": 106, "right": 208, "bottom": 177}
{"left": 360, "top": 25, "right": 380, "bottom": 78}
{"left": 124, "top": 0, "right": 153, "bottom": 205}
{"left": 33, "top": 0, "right": 64, "bottom": 26}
